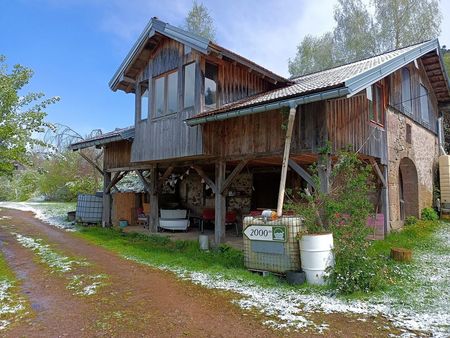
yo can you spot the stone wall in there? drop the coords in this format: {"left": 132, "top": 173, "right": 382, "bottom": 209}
{"left": 386, "top": 107, "right": 438, "bottom": 230}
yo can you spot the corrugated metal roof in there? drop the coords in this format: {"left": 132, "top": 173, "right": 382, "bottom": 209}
{"left": 187, "top": 40, "right": 443, "bottom": 125}
{"left": 69, "top": 126, "right": 135, "bottom": 151}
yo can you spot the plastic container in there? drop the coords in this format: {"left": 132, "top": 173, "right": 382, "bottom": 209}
{"left": 198, "top": 234, "right": 209, "bottom": 250}
{"left": 119, "top": 220, "right": 128, "bottom": 228}
{"left": 76, "top": 194, "right": 103, "bottom": 223}
{"left": 300, "top": 233, "right": 334, "bottom": 285}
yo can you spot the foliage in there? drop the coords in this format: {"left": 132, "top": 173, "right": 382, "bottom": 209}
{"left": 184, "top": 1, "right": 216, "bottom": 41}
{"left": 288, "top": 33, "right": 335, "bottom": 77}
{"left": 404, "top": 215, "right": 418, "bottom": 226}
{"left": 0, "top": 55, "right": 59, "bottom": 176}
{"left": 0, "top": 169, "right": 39, "bottom": 201}
{"left": 289, "top": 0, "right": 442, "bottom": 77}
{"left": 421, "top": 207, "right": 438, "bottom": 221}
{"left": 287, "top": 151, "right": 386, "bottom": 294}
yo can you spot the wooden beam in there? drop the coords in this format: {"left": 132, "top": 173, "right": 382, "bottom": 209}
{"left": 102, "top": 172, "right": 112, "bottom": 227}
{"left": 215, "top": 161, "right": 226, "bottom": 244}
{"left": 369, "top": 158, "right": 387, "bottom": 188}
{"left": 158, "top": 165, "right": 174, "bottom": 190}
{"left": 192, "top": 165, "right": 217, "bottom": 193}
{"left": 318, "top": 153, "right": 331, "bottom": 194}
{"left": 79, "top": 151, "right": 104, "bottom": 176}
{"left": 221, "top": 160, "right": 248, "bottom": 194}
{"left": 136, "top": 170, "right": 152, "bottom": 193}
{"left": 149, "top": 166, "right": 159, "bottom": 233}
{"left": 277, "top": 106, "right": 297, "bottom": 216}
{"left": 105, "top": 171, "right": 127, "bottom": 193}
{"left": 288, "top": 159, "right": 316, "bottom": 189}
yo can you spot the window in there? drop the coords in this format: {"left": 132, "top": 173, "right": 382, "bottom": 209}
{"left": 167, "top": 72, "right": 178, "bottom": 114}
{"left": 369, "top": 83, "right": 384, "bottom": 125}
{"left": 184, "top": 63, "right": 195, "bottom": 108}
{"left": 204, "top": 62, "right": 218, "bottom": 110}
{"left": 420, "top": 84, "right": 429, "bottom": 123}
{"left": 153, "top": 70, "right": 179, "bottom": 117}
{"left": 139, "top": 81, "right": 149, "bottom": 120}
{"left": 401, "top": 68, "right": 412, "bottom": 113}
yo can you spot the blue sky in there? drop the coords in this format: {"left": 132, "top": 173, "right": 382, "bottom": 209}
{"left": 2, "top": 0, "right": 450, "bottom": 136}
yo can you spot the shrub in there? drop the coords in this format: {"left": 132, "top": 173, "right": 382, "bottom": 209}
{"left": 404, "top": 216, "right": 418, "bottom": 226}
{"left": 421, "top": 207, "right": 438, "bottom": 221}
{"left": 287, "top": 149, "right": 385, "bottom": 294}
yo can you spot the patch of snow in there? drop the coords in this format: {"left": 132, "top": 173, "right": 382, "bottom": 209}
{"left": 67, "top": 274, "right": 108, "bottom": 296}
{"left": 0, "top": 202, "right": 75, "bottom": 231}
{"left": 12, "top": 233, "right": 89, "bottom": 273}
{"left": 0, "top": 216, "right": 11, "bottom": 220}
{"left": 0, "top": 279, "right": 26, "bottom": 331}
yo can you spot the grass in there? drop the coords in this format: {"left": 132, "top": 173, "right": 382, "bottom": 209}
{"left": 0, "top": 251, "right": 29, "bottom": 331}
{"left": 74, "top": 226, "right": 285, "bottom": 288}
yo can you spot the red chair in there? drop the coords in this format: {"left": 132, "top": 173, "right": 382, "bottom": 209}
{"left": 201, "top": 208, "right": 215, "bottom": 233}
{"left": 225, "top": 211, "right": 239, "bottom": 236}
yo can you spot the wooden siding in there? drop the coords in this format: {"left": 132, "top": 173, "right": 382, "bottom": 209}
{"left": 203, "top": 109, "right": 285, "bottom": 157}
{"left": 295, "top": 101, "right": 327, "bottom": 153}
{"left": 131, "top": 37, "right": 277, "bottom": 162}
{"left": 104, "top": 141, "right": 132, "bottom": 170}
{"left": 326, "top": 94, "right": 387, "bottom": 164}
{"left": 389, "top": 60, "right": 439, "bottom": 133}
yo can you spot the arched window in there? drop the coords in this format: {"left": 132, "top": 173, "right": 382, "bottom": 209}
{"left": 401, "top": 68, "right": 412, "bottom": 113}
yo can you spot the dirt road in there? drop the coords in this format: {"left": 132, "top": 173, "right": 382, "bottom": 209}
{"left": 0, "top": 208, "right": 400, "bottom": 337}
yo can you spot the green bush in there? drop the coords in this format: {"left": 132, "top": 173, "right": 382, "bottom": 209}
{"left": 421, "top": 207, "right": 438, "bottom": 221}
{"left": 404, "top": 216, "right": 418, "bottom": 226}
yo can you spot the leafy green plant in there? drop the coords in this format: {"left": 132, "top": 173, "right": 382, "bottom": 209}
{"left": 421, "top": 207, "right": 438, "bottom": 221}
{"left": 404, "top": 216, "right": 418, "bottom": 226}
{"left": 286, "top": 150, "right": 385, "bottom": 294}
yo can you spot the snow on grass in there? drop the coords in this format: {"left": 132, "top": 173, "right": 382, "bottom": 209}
{"left": 0, "top": 202, "right": 76, "bottom": 231}
{"left": 0, "top": 279, "right": 27, "bottom": 331}
{"left": 12, "top": 233, "right": 89, "bottom": 273}
{"left": 122, "top": 224, "right": 450, "bottom": 338}
{"left": 67, "top": 274, "right": 108, "bottom": 296}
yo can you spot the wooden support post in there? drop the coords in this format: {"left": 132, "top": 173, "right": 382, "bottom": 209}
{"left": 158, "top": 165, "right": 175, "bottom": 192}
{"left": 149, "top": 166, "right": 159, "bottom": 233}
{"left": 215, "top": 161, "right": 226, "bottom": 244}
{"left": 288, "top": 159, "right": 316, "bottom": 189}
{"left": 369, "top": 158, "right": 387, "bottom": 188}
{"left": 381, "top": 164, "right": 390, "bottom": 237}
{"left": 102, "top": 172, "right": 112, "bottom": 227}
{"left": 318, "top": 152, "right": 331, "bottom": 194}
{"left": 277, "top": 106, "right": 297, "bottom": 216}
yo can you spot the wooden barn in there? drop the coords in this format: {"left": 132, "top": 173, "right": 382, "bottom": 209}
{"left": 70, "top": 18, "right": 450, "bottom": 244}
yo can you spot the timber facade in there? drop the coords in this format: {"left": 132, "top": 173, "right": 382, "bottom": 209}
{"left": 70, "top": 18, "right": 450, "bottom": 243}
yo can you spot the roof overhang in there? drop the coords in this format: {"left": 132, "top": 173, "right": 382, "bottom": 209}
{"left": 346, "top": 39, "right": 443, "bottom": 97}
{"left": 69, "top": 128, "right": 135, "bottom": 151}
{"left": 109, "top": 18, "right": 288, "bottom": 93}
{"left": 185, "top": 86, "right": 350, "bottom": 126}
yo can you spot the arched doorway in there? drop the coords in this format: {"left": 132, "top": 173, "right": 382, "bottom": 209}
{"left": 398, "top": 157, "right": 419, "bottom": 220}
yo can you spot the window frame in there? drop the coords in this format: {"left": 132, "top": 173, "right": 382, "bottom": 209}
{"left": 139, "top": 80, "right": 149, "bottom": 121}
{"left": 401, "top": 67, "right": 412, "bottom": 114}
{"left": 152, "top": 69, "right": 179, "bottom": 118}
{"left": 183, "top": 62, "right": 196, "bottom": 109}
{"left": 204, "top": 61, "right": 218, "bottom": 111}
{"left": 369, "top": 82, "right": 385, "bottom": 127}
{"left": 419, "top": 83, "right": 430, "bottom": 124}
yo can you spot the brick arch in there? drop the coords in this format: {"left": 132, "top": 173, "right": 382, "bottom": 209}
{"left": 399, "top": 157, "right": 419, "bottom": 219}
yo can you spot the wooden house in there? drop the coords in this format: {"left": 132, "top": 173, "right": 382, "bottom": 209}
{"left": 70, "top": 18, "right": 450, "bottom": 243}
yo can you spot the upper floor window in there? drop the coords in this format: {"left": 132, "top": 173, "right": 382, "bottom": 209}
{"left": 401, "top": 68, "right": 412, "bottom": 113}
{"left": 369, "top": 83, "right": 384, "bottom": 126}
{"left": 205, "top": 62, "right": 218, "bottom": 110}
{"left": 140, "top": 81, "right": 149, "bottom": 120}
{"left": 184, "top": 62, "right": 195, "bottom": 109}
{"left": 420, "top": 84, "right": 429, "bottom": 123}
{"left": 153, "top": 70, "right": 178, "bottom": 118}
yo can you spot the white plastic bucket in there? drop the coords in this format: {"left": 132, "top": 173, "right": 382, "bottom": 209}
{"left": 299, "top": 233, "right": 334, "bottom": 285}
{"left": 199, "top": 234, "right": 209, "bottom": 250}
